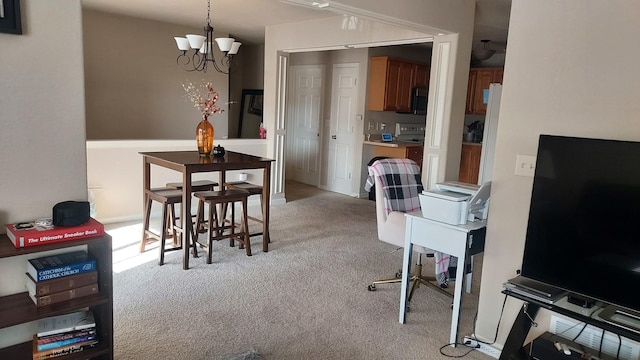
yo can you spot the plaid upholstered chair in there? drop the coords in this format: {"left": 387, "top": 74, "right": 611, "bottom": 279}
{"left": 365, "top": 158, "right": 453, "bottom": 303}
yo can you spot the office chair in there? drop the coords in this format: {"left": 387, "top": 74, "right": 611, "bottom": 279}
{"left": 366, "top": 158, "right": 452, "bottom": 302}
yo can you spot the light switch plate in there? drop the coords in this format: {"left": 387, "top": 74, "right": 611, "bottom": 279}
{"left": 515, "top": 154, "right": 536, "bottom": 177}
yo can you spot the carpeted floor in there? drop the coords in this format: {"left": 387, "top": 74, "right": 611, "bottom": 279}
{"left": 106, "top": 181, "right": 494, "bottom": 360}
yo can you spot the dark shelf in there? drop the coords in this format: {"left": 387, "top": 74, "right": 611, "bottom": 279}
{"left": 0, "top": 233, "right": 113, "bottom": 359}
{"left": 503, "top": 290, "right": 640, "bottom": 343}
{"left": 0, "top": 291, "right": 109, "bottom": 329}
{"left": 0, "top": 340, "right": 110, "bottom": 360}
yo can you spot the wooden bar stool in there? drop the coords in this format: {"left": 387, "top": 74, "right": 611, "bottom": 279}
{"left": 141, "top": 188, "right": 194, "bottom": 265}
{"left": 166, "top": 180, "right": 218, "bottom": 234}
{"left": 224, "top": 181, "right": 267, "bottom": 242}
{"left": 193, "top": 189, "right": 252, "bottom": 264}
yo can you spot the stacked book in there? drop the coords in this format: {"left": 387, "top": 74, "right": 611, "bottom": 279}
{"left": 33, "top": 310, "right": 98, "bottom": 359}
{"left": 26, "top": 250, "right": 99, "bottom": 307}
{"left": 5, "top": 217, "right": 104, "bottom": 248}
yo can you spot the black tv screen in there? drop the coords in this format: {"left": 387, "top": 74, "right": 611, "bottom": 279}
{"left": 521, "top": 135, "right": 640, "bottom": 313}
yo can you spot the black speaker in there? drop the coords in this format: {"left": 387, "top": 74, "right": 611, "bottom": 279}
{"left": 52, "top": 201, "right": 90, "bottom": 227}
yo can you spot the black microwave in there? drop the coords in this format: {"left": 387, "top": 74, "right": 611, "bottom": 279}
{"left": 410, "top": 87, "right": 428, "bottom": 115}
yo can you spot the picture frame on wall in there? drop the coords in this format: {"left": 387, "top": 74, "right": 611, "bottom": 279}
{"left": 238, "top": 89, "right": 264, "bottom": 138}
{"left": 0, "top": 0, "right": 23, "bottom": 35}
{"left": 248, "top": 94, "right": 263, "bottom": 116}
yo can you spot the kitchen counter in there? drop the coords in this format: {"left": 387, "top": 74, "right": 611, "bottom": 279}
{"left": 364, "top": 140, "right": 425, "bottom": 171}
{"left": 363, "top": 140, "right": 423, "bottom": 148}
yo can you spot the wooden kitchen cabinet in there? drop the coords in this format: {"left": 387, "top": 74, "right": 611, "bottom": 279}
{"left": 414, "top": 64, "right": 430, "bottom": 88}
{"left": 367, "top": 56, "right": 429, "bottom": 112}
{"left": 373, "top": 145, "right": 424, "bottom": 171}
{"left": 465, "top": 67, "right": 503, "bottom": 115}
{"left": 458, "top": 143, "right": 482, "bottom": 184}
{"left": 466, "top": 69, "right": 477, "bottom": 114}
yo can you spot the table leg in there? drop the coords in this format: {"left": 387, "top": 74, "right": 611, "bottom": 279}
{"left": 182, "top": 171, "right": 193, "bottom": 269}
{"left": 218, "top": 171, "right": 227, "bottom": 229}
{"left": 399, "top": 235, "right": 413, "bottom": 323}
{"left": 450, "top": 249, "right": 468, "bottom": 346}
{"left": 142, "top": 158, "right": 150, "bottom": 248}
{"left": 262, "top": 163, "right": 271, "bottom": 252}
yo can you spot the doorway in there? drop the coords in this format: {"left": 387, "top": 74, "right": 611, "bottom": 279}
{"left": 285, "top": 61, "right": 360, "bottom": 198}
{"left": 286, "top": 65, "right": 325, "bottom": 186}
{"left": 325, "top": 63, "right": 360, "bottom": 195}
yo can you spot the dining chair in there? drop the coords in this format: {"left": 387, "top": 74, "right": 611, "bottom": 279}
{"left": 141, "top": 188, "right": 197, "bottom": 265}
{"left": 166, "top": 179, "right": 219, "bottom": 234}
{"left": 223, "top": 181, "right": 267, "bottom": 243}
{"left": 193, "top": 189, "right": 252, "bottom": 263}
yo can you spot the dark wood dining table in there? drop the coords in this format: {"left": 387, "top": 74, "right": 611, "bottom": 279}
{"left": 140, "top": 150, "right": 274, "bottom": 269}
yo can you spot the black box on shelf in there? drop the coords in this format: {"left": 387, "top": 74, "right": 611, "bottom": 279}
{"left": 530, "top": 332, "right": 583, "bottom": 360}
{"left": 530, "top": 331, "right": 617, "bottom": 360}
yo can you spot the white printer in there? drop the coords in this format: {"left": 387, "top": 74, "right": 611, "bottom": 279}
{"left": 419, "top": 181, "right": 492, "bottom": 225}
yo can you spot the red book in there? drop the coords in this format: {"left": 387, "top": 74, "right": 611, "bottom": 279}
{"left": 6, "top": 217, "right": 104, "bottom": 248}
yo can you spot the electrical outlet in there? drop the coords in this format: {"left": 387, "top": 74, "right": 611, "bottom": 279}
{"left": 515, "top": 154, "right": 536, "bottom": 177}
{"left": 464, "top": 336, "right": 501, "bottom": 358}
{"left": 463, "top": 336, "right": 480, "bottom": 348}
{"left": 367, "top": 121, "right": 374, "bottom": 130}
{"left": 477, "top": 342, "right": 502, "bottom": 359}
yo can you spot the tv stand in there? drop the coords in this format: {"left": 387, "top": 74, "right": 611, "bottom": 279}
{"left": 500, "top": 290, "right": 640, "bottom": 360}
{"left": 599, "top": 305, "right": 640, "bottom": 334}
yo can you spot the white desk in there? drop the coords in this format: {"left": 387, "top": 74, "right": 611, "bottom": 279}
{"left": 399, "top": 214, "right": 487, "bottom": 345}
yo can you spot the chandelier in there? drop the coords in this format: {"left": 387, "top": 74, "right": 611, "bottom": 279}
{"left": 174, "top": 0, "right": 242, "bottom": 74}
{"left": 472, "top": 39, "right": 496, "bottom": 61}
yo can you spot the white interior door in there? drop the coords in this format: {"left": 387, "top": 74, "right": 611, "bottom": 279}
{"left": 287, "top": 65, "right": 324, "bottom": 186}
{"left": 327, "top": 63, "right": 359, "bottom": 195}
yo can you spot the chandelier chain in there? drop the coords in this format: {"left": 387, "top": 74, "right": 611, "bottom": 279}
{"left": 206, "top": 0, "right": 211, "bottom": 26}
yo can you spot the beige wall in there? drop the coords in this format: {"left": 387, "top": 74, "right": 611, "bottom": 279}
{"left": 475, "top": 0, "right": 640, "bottom": 348}
{"left": 83, "top": 9, "right": 231, "bottom": 139}
{"left": 0, "top": 0, "right": 87, "bottom": 347}
{"left": 87, "top": 140, "right": 269, "bottom": 223}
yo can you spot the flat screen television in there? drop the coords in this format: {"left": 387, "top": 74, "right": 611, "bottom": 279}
{"left": 521, "top": 135, "right": 640, "bottom": 319}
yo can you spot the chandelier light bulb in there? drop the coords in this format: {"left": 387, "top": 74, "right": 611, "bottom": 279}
{"left": 215, "top": 37, "right": 235, "bottom": 52}
{"left": 228, "top": 42, "right": 242, "bottom": 55}
{"left": 199, "top": 42, "right": 212, "bottom": 54}
{"left": 186, "top": 34, "right": 206, "bottom": 50}
{"left": 174, "top": 37, "right": 190, "bottom": 51}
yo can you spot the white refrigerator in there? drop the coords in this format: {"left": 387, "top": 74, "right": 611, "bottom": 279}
{"left": 478, "top": 83, "right": 502, "bottom": 184}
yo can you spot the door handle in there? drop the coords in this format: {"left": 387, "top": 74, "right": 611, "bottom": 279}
{"left": 331, "top": 135, "right": 337, "bottom": 139}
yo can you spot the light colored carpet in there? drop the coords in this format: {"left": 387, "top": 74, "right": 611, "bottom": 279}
{"left": 106, "top": 181, "right": 494, "bottom": 360}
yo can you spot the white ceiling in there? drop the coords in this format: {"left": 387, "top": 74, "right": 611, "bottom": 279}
{"left": 81, "top": 0, "right": 511, "bottom": 49}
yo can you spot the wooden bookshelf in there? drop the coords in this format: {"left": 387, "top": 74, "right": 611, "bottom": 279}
{"left": 0, "top": 233, "right": 113, "bottom": 359}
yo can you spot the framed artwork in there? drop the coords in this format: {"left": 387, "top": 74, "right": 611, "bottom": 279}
{"left": 0, "top": 0, "right": 22, "bottom": 35}
{"left": 238, "top": 89, "right": 264, "bottom": 138}
{"left": 248, "top": 93, "right": 263, "bottom": 116}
